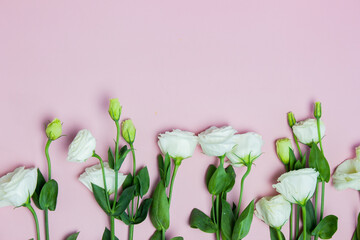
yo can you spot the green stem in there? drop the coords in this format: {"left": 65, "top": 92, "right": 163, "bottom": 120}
{"left": 211, "top": 195, "right": 216, "bottom": 223}
{"left": 293, "top": 134, "right": 303, "bottom": 159}
{"left": 110, "top": 216, "right": 115, "bottom": 240}
{"left": 44, "top": 139, "right": 52, "bottom": 240}
{"left": 129, "top": 142, "right": 137, "bottom": 240}
{"left": 289, "top": 204, "right": 293, "bottom": 240}
{"left": 295, "top": 205, "right": 300, "bottom": 239}
{"left": 316, "top": 118, "right": 324, "bottom": 154}
{"left": 26, "top": 203, "right": 40, "bottom": 240}
{"left": 168, "top": 160, "right": 181, "bottom": 205}
{"left": 215, "top": 195, "right": 220, "bottom": 240}
{"left": 93, "top": 153, "right": 110, "bottom": 198}
{"left": 314, "top": 182, "right": 319, "bottom": 223}
{"left": 161, "top": 228, "right": 165, "bottom": 240}
{"left": 320, "top": 181, "right": 325, "bottom": 220}
{"left": 236, "top": 164, "right": 252, "bottom": 216}
{"left": 301, "top": 205, "right": 307, "bottom": 240}
{"left": 277, "top": 228, "right": 283, "bottom": 240}
{"left": 129, "top": 224, "right": 134, "bottom": 240}
{"left": 111, "top": 121, "right": 121, "bottom": 240}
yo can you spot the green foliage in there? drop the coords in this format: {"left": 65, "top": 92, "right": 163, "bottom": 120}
{"left": 112, "top": 185, "right": 135, "bottom": 217}
{"left": 353, "top": 212, "right": 360, "bottom": 240}
{"left": 231, "top": 200, "right": 254, "bottom": 240}
{"left": 158, "top": 154, "right": 171, "bottom": 187}
{"left": 208, "top": 164, "right": 231, "bottom": 195}
{"left": 108, "top": 148, "right": 115, "bottom": 170}
{"left": 309, "top": 143, "right": 330, "bottom": 182}
{"left": 269, "top": 227, "right": 285, "bottom": 240}
{"left": 170, "top": 237, "right": 184, "bottom": 240}
{"left": 65, "top": 232, "right": 80, "bottom": 240}
{"left": 91, "top": 183, "right": 111, "bottom": 214}
{"left": 115, "top": 145, "right": 130, "bottom": 171}
{"left": 189, "top": 208, "right": 217, "bottom": 233}
{"left": 101, "top": 227, "right": 118, "bottom": 240}
{"left": 135, "top": 167, "right": 150, "bottom": 197}
{"left": 32, "top": 169, "right": 46, "bottom": 210}
{"left": 150, "top": 181, "right": 170, "bottom": 231}
{"left": 39, "top": 179, "right": 58, "bottom": 211}
{"left": 221, "top": 200, "right": 235, "bottom": 240}
{"left": 134, "top": 198, "right": 153, "bottom": 224}
{"left": 149, "top": 230, "right": 161, "bottom": 240}
{"left": 311, "top": 215, "right": 338, "bottom": 239}
{"left": 289, "top": 148, "right": 297, "bottom": 170}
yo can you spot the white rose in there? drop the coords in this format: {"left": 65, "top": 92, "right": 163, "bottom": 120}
{"left": 226, "top": 132, "right": 263, "bottom": 167}
{"left": 333, "top": 146, "right": 360, "bottom": 190}
{"left": 292, "top": 118, "right": 325, "bottom": 145}
{"left": 254, "top": 194, "right": 291, "bottom": 229}
{"left": 79, "top": 162, "right": 126, "bottom": 194}
{"left": 273, "top": 168, "right": 319, "bottom": 206}
{"left": 0, "top": 167, "right": 38, "bottom": 207}
{"left": 68, "top": 129, "right": 96, "bottom": 163}
{"left": 158, "top": 129, "right": 198, "bottom": 159}
{"left": 198, "top": 126, "right": 237, "bottom": 157}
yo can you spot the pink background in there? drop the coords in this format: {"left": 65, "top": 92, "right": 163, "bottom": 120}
{"left": 1, "top": 1, "right": 360, "bottom": 239}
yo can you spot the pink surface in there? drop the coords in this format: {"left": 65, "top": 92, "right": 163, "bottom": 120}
{"left": 1, "top": 1, "right": 360, "bottom": 239}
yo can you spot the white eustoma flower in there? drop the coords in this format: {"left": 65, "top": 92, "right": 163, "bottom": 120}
{"left": 226, "top": 132, "right": 263, "bottom": 167}
{"left": 0, "top": 167, "right": 38, "bottom": 207}
{"left": 254, "top": 194, "right": 291, "bottom": 229}
{"left": 79, "top": 162, "right": 126, "bottom": 194}
{"left": 158, "top": 129, "right": 198, "bottom": 160}
{"left": 273, "top": 168, "right": 319, "bottom": 206}
{"left": 292, "top": 118, "right": 325, "bottom": 145}
{"left": 198, "top": 126, "right": 237, "bottom": 157}
{"left": 68, "top": 129, "right": 96, "bottom": 163}
{"left": 333, "top": 146, "right": 360, "bottom": 190}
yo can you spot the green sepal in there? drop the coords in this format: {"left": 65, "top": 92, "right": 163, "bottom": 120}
{"left": 353, "top": 212, "right": 360, "bottom": 240}
{"left": 189, "top": 208, "right": 217, "bottom": 233}
{"left": 150, "top": 230, "right": 162, "bottom": 240}
{"left": 301, "top": 152, "right": 307, "bottom": 168}
{"left": 289, "top": 148, "right": 297, "bottom": 171}
{"left": 170, "top": 237, "right": 184, "bottom": 240}
{"left": 294, "top": 160, "right": 302, "bottom": 170}
{"left": 309, "top": 143, "right": 330, "bottom": 182}
{"left": 91, "top": 183, "right": 111, "bottom": 214}
{"left": 115, "top": 145, "right": 130, "bottom": 171}
{"left": 231, "top": 200, "right": 254, "bottom": 240}
{"left": 65, "top": 232, "right": 80, "bottom": 240}
{"left": 208, "top": 164, "right": 231, "bottom": 195}
{"left": 135, "top": 167, "right": 150, "bottom": 197}
{"left": 112, "top": 185, "right": 136, "bottom": 217}
{"left": 270, "top": 227, "right": 285, "bottom": 240}
{"left": 311, "top": 215, "right": 338, "bottom": 239}
{"left": 134, "top": 198, "right": 153, "bottom": 224}
{"left": 224, "top": 165, "right": 236, "bottom": 192}
{"left": 150, "top": 181, "right": 170, "bottom": 230}
{"left": 101, "top": 227, "right": 119, "bottom": 240}
{"left": 39, "top": 179, "right": 58, "bottom": 211}
{"left": 108, "top": 147, "right": 115, "bottom": 170}
{"left": 32, "top": 169, "right": 46, "bottom": 210}
{"left": 221, "top": 200, "right": 235, "bottom": 239}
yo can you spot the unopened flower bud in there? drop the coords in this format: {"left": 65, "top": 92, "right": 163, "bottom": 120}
{"left": 108, "top": 99, "right": 122, "bottom": 122}
{"left": 276, "top": 138, "right": 293, "bottom": 165}
{"left": 314, "top": 102, "right": 322, "bottom": 119}
{"left": 287, "top": 112, "right": 296, "bottom": 128}
{"left": 122, "top": 119, "right": 136, "bottom": 144}
{"left": 356, "top": 146, "right": 360, "bottom": 159}
{"left": 46, "top": 118, "right": 62, "bottom": 140}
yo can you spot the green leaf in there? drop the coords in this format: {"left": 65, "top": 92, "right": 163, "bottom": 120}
{"left": 102, "top": 227, "right": 119, "bottom": 240}
{"left": 189, "top": 208, "right": 217, "bottom": 233}
{"left": 134, "top": 198, "right": 153, "bottom": 224}
{"left": 32, "top": 169, "right": 46, "bottom": 210}
{"left": 311, "top": 215, "right": 338, "bottom": 239}
{"left": 158, "top": 154, "right": 165, "bottom": 181}
{"left": 225, "top": 165, "right": 236, "bottom": 192}
{"left": 39, "top": 179, "right": 58, "bottom": 211}
{"left": 150, "top": 181, "right": 170, "bottom": 230}
{"left": 309, "top": 143, "right": 330, "bottom": 182}
{"left": 305, "top": 200, "right": 317, "bottom": 233}
{"left": 170, "top": 237, "right": 184, "bottom": 240}
{"left": 108, "top": 147, "right": 115, "bottom": 169}
{"left": 221, "top": 200, "right": 235, "bottom": 240}
{"left": 122, "top": 174, "right": 133, "bottom": 190}
{"left": 294, "top": 160, "right": 302, "bottom": 170}
{"left": 289, "top": 148, "right": 297, "bottom": 171}
{"left": 231, "top": 200, "right": 254, "bottom": 240}
{"left": 112, "top": 185, "right": 136, "bottom": 217}
{"left": 136, "top": 167, "right": 150, "bottom": 197}
{"left": 118, "top": 212, "right": 132, "bottom": 225}
{"left": 208, "top": 164, "right": 231, "bottom": 195}
{"left": 115, "top": 145, "right": 130, "bottom": 171}
{"left": 150, "top": 230, "right": 162, "bottom": 240}
{"left": 205, "top": 165, "right": 216, "bottom": 186}
{"left": 301, "top": 152, "right": 307, "bottom": 168}
{"left": 355, "top": 212, "right": 360, "bottom": 240}
{"left": 91, "top": 183, "right": 111, "bottom": 214}
{"left": 270, "top": 227, "right": 285, "bottom": 240}
{"left": 65, "top": 232, "right": 80, "bottom": 240}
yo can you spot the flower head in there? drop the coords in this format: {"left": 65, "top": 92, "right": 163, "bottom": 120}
{"left": 108, "top": 98, "right": 122, "bottom": 122}
{"left": 46, "top": 118, "right": 62, "bottom": 141}
{"left": 333, "top": 146, "right": 360, "bottom": 190}
{"left": 68, "top": 129, "right": 96, "bottom": 163}
{"left": 122, "top": 119, "right": 136, "bottom": 144}
{"left": 292, "top": 118, "right": 325, "bottom": 145}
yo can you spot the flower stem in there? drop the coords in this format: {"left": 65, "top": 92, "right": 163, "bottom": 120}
{"left": 93, "top": 153, "right": 110, "bottom": 199}
{"left": 110, "top": 216, "right": 115, "bottom": 240}
{"left": 295, "top": 205, "right": 300, "bottom": 239}
{"left": 44, "top": 139, "right": 52, "bottom": 240}
{"left": 316, "top": 118, "right": 324, "bottom": 154}
{"left": 301, "top": 205, "right": 307, "bottom": 240}
{"left": 320, "top": 181, "right": 325, "bottom": 220}
{"left": 129, "top": 224, "right": 134, "bottom": 240}
{"left": 277, "top": 228, "right": 283, "bottom": 240}
{"left": 293, "top": 134, "right": 303, "bottom": 159}
{"left": 215, "top": 195, "right": 220, "bottom": 240}
{"left": 289, "top": 204, "right": 293, "bottom": 240}
{"left": 168, "top": 159, "right": 181, "bottom": 205}
{"left": 236, "top": 164, "right": 252, "bottom": 216}
{"left": 161, "top": 228, "right": 165, "bottom": 240}
{"left": 26, "top": 203, "right": 40, "bottom": 240}
{"left": 129, "top": 142, "right": 137, "bottom": 240}
{"left": 314, "top": 182, "right": 319, "bottom": 222}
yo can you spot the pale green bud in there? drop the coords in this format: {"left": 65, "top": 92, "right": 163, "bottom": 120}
{"left": 46, "top": 118, "right": 62, "bottom": 140}
{"left": 287, "top": 112, "right": 296, "bottom": 128}
{"left": 356, "top": 146, "right": 360, "bottom": 159}
{"left": 121, "top": 119, "right": 136, "bottom": 143}
{"left": 314, "top": 102, "right": 322, "bottom": 119}
{"left": 276, "top": 138, "right": 293, "bottom": 165}
{"left": 108, "top": 98, "right": 122, "bottom": 121}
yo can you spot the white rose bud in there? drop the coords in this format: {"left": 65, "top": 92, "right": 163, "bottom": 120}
{"left": 226, "top": 132, "right": 263, "bottom": 167}
{"left": 273, "top": 168, "right": 319, "bottom": 206}
{"left": 158, "top": 129, "right": 198, "bottom": 160}
{"left": 68, "top": 129, "right": 96, "bottom": 163}
{"left": 79, "top": 162, "right": 126, "bottom": 194}
{"left": 0, "top": 167, "right": 38, "bottom": 207}
{"left": 254, "top": 195, "right": 291, "bottom": 229}
{"left": 292, "top": 118, "right": 325, "bottom": 145}
{"left": 333, "top": 146, "right": 360, "bottom": 190}
{"left": 198, "top": 126, "right": 237, "bottom": 157}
